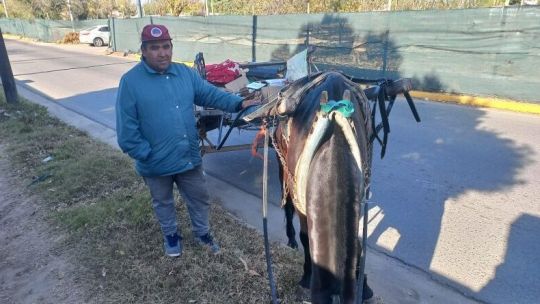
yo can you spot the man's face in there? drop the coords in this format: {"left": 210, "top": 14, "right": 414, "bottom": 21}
{"left": 142, "top": 40, "right": 173, "bottom": 73}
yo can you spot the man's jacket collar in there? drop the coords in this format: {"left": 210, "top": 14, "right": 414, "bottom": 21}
{"left": 141, "top": 58, "right": 178, "bottom": 76}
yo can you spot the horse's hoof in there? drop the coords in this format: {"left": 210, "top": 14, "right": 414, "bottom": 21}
{"left": 288, "top": 240, "right": 298, "bottom": 249}
{"left": 295, "top": 285, "right": 310, "bottom": 301}
{"left": 298, "top": 277, "right": 310, "bottom": 289}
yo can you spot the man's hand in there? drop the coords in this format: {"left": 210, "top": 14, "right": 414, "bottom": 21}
{"left": 241, "top": 91, "right": 262, "bottom": 109}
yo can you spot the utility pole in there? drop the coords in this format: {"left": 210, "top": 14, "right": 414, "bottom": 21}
{"left": 205, "top": 0, "right": 209, "bottom": 17}
{"left": 66, "top": 0, "right": 75, "bottom": 32}
{"left": 2, "top": 0, "right": 8, "bottom": 18}
{"left": 136, "top": 0, "right": 143, "bottom": 18}
{"left": 0, "top": 28, "right": 18, "bottom": 103}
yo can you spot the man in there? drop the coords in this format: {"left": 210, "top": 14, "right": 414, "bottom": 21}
{"left": 116, "top": 24, "right": 259, "bottom": 257}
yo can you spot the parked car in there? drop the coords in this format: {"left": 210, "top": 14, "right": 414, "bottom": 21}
{"left": 79, "top": 25, "right": 110, "bottom": 47}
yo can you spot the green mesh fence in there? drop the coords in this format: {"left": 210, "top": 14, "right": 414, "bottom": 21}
{"left": 2, "top": 7, "right": 540, "bottom": 102}
{"left": 0, "top": 18, "right": 108, "bottom": 42}
{"left": 110, "top": 16, "right": 151, "bottom": 54}
{"left": 110, "top": 7, "right": 540, "bottom": 102}
{"left": 110, "top": 15, "right": 255, "bottom": 62}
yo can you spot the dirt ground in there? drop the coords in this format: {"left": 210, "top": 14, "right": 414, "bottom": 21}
{"left": 0, "top": 145, "right": 85, "bottom": 304}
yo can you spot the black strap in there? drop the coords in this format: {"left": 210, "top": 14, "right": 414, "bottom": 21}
{"left": 377, "top": 82, "right": 390, "bottom": 158}
{"left": 194, "top": 52, "right": 206, "bottom": 80}
{"left": 368, "top": 79, "right": 409, "bottom": 159}
{"left": 404, "top": 91, "right": 421, "bottom": 122}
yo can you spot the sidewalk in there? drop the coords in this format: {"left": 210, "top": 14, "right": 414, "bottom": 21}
{"left": 16, "top": 81, "right": 480, "bottom": 304}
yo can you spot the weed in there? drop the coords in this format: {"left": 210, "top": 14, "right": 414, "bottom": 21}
{"left": 60, "top": 32, "right": 80, "bottom": 44}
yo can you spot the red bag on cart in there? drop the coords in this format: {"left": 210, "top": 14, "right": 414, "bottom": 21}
{"left": 205, "top": 60, "right": 241, "bottom": 85}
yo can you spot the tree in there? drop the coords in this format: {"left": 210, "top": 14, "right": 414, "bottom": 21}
{"left": 116, "top": 0, "right": 137, "bottom": 17}
{"left": 144, "top": 0, "right": 200, "bottom": 16}
{"left": 1, "top": 0, "right": 34, "bottom": 19}
{"left": 0, "top": 0, "right": 516, "bottom": 20}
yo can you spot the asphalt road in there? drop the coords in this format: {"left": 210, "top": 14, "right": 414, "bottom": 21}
{"left": 5, "top": 39, "right": 540, "bottom": 304}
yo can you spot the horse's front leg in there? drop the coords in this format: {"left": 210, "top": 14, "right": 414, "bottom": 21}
{"left": 284, "top": 197, "right": 298, "bottom": 249}
{"left": 278, "top": 157, "right": 299, "bottom": 250}
{"left": 298, "top": 213, "right": 311, "bottom": 289}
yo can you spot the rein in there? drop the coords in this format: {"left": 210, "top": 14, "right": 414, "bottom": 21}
{"left": 261, "top": 120, "right": 279, "bottom": 304}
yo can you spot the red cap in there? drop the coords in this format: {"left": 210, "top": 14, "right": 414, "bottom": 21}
{"left": 141, "top": 24, "right": 171, "bottom": 42}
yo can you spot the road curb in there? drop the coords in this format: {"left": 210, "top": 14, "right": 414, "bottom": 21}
{"left": 15, "top": 83, "right": 119, "bottom": 149}
{"left": 410, "top": 91, "right": 540, "bottom": 115}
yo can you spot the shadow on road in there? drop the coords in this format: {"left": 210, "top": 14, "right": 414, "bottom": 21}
{"left": 54, "top": 88, "right": 118, "bottom": 129}
{"left": 480, "top": 214, "right": 540, "bottom": 303}
{"left": 368, "top": 100, "right": 534, "bottom": 302}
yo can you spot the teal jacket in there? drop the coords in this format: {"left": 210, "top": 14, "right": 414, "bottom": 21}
{"left": 116, "top": 60, "right": 243, "bottom": 177}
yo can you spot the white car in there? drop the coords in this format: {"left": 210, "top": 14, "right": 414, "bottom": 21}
{"left": 79, "top": 25, "right": 110, "bottom": 47}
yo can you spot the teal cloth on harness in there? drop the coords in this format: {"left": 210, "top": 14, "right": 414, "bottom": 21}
{"left": 320, "top": 100, "right": 355, "bottom": 118}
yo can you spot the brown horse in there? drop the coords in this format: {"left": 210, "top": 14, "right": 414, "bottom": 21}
{"left": 272, "top": 71, "right": 375, "bottom": 304}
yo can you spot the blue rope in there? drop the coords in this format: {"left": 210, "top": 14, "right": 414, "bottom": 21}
{"left": 320, "top": 99, "right": 355, "bottom": 117}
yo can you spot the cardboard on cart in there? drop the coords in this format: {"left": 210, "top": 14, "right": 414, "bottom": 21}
{"left": 224, "top": 73, "right": 249, "bottom": 92}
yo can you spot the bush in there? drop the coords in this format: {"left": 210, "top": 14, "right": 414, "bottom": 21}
{"left": 60, "top": 32, "right": 79, "bottom": 44}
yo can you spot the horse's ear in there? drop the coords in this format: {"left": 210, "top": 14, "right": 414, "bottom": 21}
{"left": 343, "top": 89, "right": 351, "bottom": 101}
{"left": 320, "top": 91, "right": 328, "bottom": 104}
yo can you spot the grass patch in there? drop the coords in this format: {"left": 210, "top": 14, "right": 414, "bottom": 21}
{"left": 0, "top": 91, "right": 305, "bottom": 303}
{"left": 55, "top": 189, "right": 153, "bottom": 231}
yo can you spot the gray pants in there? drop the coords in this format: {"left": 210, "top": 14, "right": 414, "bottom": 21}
{"left": 143, "top": 166, "right": 211, "bottom": 237}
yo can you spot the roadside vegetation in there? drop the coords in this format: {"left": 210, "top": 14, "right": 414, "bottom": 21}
{"left": 60, "top": 32, "right": 80, "bottom": 44}
{"left": 0, "top": 91, "right": 304, "bottom": 303}
{"left": 1, "top": 0, "right": 523, "bottom": 20}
